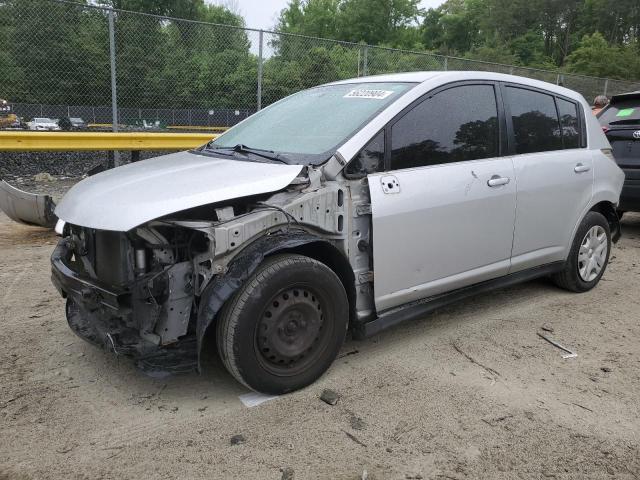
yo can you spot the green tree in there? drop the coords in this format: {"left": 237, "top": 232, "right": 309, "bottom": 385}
{"left": 338, "top": 0, "right": 422, "bottom": 46}
{"left": 0, "top": 1, "right": 23, "bottom": 100}
{"left": 276, "top": 0, "right": 422, "bottom": 48}
{"left": 8, "top": 0, "right": 110, "bottom": 105}
{"left": 565, "top": 32, "right": 640, "bottom": 80}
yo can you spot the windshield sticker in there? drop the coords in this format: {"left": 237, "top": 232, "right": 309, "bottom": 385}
{"left": 344, "top": 89, "right": 394, "bottom": 99}
{"left": 616, "top": 108, "right": 635, "bottom": 117}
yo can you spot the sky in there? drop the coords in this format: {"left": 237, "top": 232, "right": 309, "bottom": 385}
{"left": 210, "top": 0, "right": 445, "bottom": 31}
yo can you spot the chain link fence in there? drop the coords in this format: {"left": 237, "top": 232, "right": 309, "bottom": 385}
{"left": 2, "top": 0, "right": 640, "bottom": 131}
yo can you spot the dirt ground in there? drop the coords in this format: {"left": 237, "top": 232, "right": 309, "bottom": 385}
{"left": 1, "top": 210, "right": 639, "bottom": 480}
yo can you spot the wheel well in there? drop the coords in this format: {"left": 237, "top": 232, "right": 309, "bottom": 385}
{"left": 272, "top": 242, "right": 357, "bottom": 328}
{"left": 590, "top": 201, "right": 621, "bottom": 242}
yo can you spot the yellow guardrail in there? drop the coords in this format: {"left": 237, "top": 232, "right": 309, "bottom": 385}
{"left": 87, "top": 123, "right": 228, "bottom": 132}
{"left": 0, "top": 131, "right": 217, "bottom": 151}
{"left": 166, "top": 125, "right": 229, "bottom": 132}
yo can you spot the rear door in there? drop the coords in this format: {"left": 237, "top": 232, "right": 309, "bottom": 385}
{"left": 504, "top": 85, "right": 593, "bottom": 271}
{"left": 369, "top": 82, "right": 517, "bottom": 312}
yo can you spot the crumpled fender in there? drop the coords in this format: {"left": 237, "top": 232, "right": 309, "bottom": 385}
{"left": 196, "top": 229, "right": 334, "bottom": 364}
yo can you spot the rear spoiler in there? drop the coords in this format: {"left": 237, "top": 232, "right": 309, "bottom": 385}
{"left": 610, "top": 91, "right": 640, "bottom": 104}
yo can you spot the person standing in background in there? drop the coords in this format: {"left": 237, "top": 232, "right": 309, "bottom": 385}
{"left": 592, "top": 95, "right": 609, "bottom": 115}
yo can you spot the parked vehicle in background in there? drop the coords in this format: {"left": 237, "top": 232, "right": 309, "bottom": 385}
{"left": 27, "top": 117, "right": 61, "bottom": 131}
{"left": 51, "top": 72, "right": 623, "bottom": 394}
{"left": 0, "top": 99, "right": 20, "bottom": 129}
{"left": 598, "top": 91, "right": 640, "bottom": 214}
{"left": 58, "top": 117, "right": 87, "bottom": 131}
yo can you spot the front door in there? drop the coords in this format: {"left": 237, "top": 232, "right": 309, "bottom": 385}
{"left": 369, "top": 83, "right": 517, "bottom": 312}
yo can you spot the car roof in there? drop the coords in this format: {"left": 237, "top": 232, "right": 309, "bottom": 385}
{"left": 332, "top": 70, "right": 605, "bottom": 160}
{"left": 326, "top": 70, "right": 584, "bottom": 103}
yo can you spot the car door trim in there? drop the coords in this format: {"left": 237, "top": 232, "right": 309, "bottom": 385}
{"left": 353, "top": 260, "right": 565, "bottom": 339}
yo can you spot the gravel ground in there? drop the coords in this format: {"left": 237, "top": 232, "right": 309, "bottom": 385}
{"left": 0, "top": 151, "right": 172, "bottom": 204}
{"left": 0, "top": 151, "right": 170, "bottom": 182}
{"left": 0, "top": 208, "right": 639, "bottom": 479}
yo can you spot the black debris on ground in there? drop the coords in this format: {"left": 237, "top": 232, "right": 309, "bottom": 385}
{"left": 320, "top": 389, "right": 339, "bottom": 406}
{"left": 280, "top": 467, "right": 294, "bottom": 480}
{"left": 349, "top": 414, "right": 366, "bottom": 431}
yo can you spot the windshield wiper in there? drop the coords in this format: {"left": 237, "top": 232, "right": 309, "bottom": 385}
{"left": 206, "top": 143, "right": 288, "bottom": 164}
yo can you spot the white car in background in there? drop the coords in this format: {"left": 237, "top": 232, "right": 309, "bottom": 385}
{"left": 51, "top": 71, "right": 624, "bottom": 394}
{"left": 27, "top": 117, "right": 61, "bottom": 131}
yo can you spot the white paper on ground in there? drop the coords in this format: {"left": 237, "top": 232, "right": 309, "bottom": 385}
{"left": 239, "top": 392, "right": 279, "bottom": 408}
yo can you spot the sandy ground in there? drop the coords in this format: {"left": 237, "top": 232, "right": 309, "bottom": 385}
{"left": 1, "top": 210, "right": 639, "bottom": 480}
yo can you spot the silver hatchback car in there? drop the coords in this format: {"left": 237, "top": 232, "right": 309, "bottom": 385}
{"left": 52, "top": 72, "right": 624, "bottom": 393}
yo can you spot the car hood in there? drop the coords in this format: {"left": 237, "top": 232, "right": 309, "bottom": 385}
{"left": 55, "top": 150, "right": 303, "bottom": 231}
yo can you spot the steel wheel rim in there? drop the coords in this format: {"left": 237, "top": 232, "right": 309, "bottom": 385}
{"left": 578, "top": 225, "right": 608, "bottom": 282}
{"left": 254, "top": 285, "right": 330, "bottom": 376}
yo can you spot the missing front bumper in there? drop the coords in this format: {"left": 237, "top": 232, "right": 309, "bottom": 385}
{"left": 52, "top": 238, "right": 198, "bottom": 374}
{"left": 0, "top": 180, "right": 57, "bottom": 228}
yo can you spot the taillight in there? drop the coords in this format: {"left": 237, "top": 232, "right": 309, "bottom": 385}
{"left": 601, "top": 125, "right": 609, "bottom": 133}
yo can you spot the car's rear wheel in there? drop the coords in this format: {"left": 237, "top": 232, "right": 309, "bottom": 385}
{"left": 216, "top": 254, "right": 349, "bottom": 394}
{"left": 553, "top": 211, "right": 611, "bottom": 292}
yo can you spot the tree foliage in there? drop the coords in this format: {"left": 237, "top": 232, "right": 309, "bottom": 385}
{"left": 0, "top": 0, "right": 638, "bottom": 115}
{"left": 0, "top": 0, "right": 255, "bottom": 108}
{"left": 278, "top": 0, "right": 640, "bottom": 79}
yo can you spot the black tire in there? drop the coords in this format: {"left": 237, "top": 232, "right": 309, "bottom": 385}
{"left": 216, "top": 254, "right": 349, "bottom": 394}
{"left": 553, "top": 211, "right": 611, "bottom": 292}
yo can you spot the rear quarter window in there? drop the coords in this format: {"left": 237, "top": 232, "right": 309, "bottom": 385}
{"left": 556, "top": 98, "right": 580, "bottom": 149}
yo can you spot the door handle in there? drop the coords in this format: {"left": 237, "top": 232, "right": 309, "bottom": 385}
{"left": 574, "top": 163, "right": 591, "bottom": 173}
{"left": 487, "top": 175, "right": 510, "bottom": 187}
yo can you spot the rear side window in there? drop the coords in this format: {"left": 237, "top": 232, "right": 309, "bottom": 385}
{"left": 506, "top": 87, "right": 562, "bottom": 154}
{"left": 390, "top": 84, "right": 499, "bottom": 170}
{"left": 598, "top": 100, "right": 640, "bottom": 126}
{"left": 556, "top": 98, "right": 580, "bottom": 149}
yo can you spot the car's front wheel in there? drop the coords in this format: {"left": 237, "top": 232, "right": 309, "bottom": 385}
{"left": 553, "top": 211, "right": 611, "bottom": 292}
{"left": 216, "top": 254, "right": 349, "bottom": 394}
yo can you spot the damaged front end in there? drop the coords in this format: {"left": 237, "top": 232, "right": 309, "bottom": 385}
{"left": 51, "top": 222, "right": 204, "bottom": 373}
{"left": 50, "top": 158, "right": 369, "bottom": 375}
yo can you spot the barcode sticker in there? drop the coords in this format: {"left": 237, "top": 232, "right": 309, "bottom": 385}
{"left": 344, "top": 89, "right": 394, "bottom": 99}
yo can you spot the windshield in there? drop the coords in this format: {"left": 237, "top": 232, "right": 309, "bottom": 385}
{"left": 34, "top": 118, "right": 52, "bottom": 122}
{"left": 207, "top": 82, "right": 414, "bottom": 164}
{"left": 598, "top": 99, "right": 640, "bottom": 125}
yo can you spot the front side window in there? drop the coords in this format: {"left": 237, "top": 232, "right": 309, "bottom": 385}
{"left": 556, "top": 98, "right": 580, "bottom": 149}
{"left": 208, "top": 82, "right": 413, "bottom": 165}
{"left": 390, "top": 84, "right": 499, "bottom": 170}
{"left": 345, "top": 130, "right": 385, "bottom": 177}
{"left": 506, "top": 87, "right": 562, "bottom": 154}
